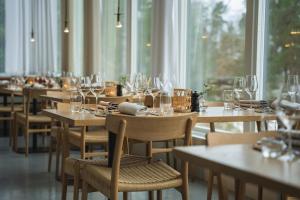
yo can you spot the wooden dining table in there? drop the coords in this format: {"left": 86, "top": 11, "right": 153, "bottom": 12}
{"left": 197, "top": 107, "right": 276, "bottom": 131}
{"left": 174, "top": 144, "right": 300, "bottom": 199}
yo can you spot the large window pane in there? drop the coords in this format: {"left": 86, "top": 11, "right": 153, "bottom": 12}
{"left": 136, "top": 0, "right": 152, "bottom": 75}
{"left": 98, "top": 0, "right": 127, "bottom": 81}
{"left": 186, "top": 0, "right": 246, "bottom": 101}
{"left": 264, "top": 0, "right": 300, "bottom": 99}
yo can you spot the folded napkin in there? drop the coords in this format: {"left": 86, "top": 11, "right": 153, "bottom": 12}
{"left": 118, "top": 102, "right": 147, "bottom": 116}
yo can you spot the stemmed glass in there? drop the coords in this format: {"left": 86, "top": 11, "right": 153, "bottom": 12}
{"left": 287, "top": 75, "right": 299, "bottom": 102}
{"left": 233, "top": 76, "right": 245, "bottom": 111}
{"left": 90, "top": 74, "right": 105, "bottom": 111}
{"left": 79, "top": 76, "right": 91, "bottom": 111}
{"left": 245, "top": 75, "right": 258, "bottom": 111}
{"left": 275, "top": 86, "right": 298, "bottom": 161}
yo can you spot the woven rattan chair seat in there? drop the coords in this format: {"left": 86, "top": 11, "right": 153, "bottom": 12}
{"left": 82, "top": 160, "right": 182, "bottom": 192}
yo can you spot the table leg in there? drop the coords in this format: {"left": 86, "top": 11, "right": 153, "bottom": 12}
{"left": 210, "top": 122, "right": 215, "bottom": 132}
{"left": 256, "top": 121, "right": 261, "bottom": 132}
{"left": 234, "top": 178, "right": 245, "bottom": 200}
{"left": 3, "top": 94, "right": 8, "bottom": 136}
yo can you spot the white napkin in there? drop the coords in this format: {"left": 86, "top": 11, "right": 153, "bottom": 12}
{"left": 0, "top": 80, "right": 9, "bottom": 84}
{"left": 32, "top": 83, "right": 45, "bottom": 88}
{"left": 118, "top": 102, "right": 147, "bottom": 116}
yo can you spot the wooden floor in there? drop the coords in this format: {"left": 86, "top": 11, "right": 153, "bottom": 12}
{"left": 0, "top": 137, "right": 237, "bottom": 200}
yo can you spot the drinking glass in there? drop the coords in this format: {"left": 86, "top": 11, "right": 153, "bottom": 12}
{"left": 245, "top": 75, "right": 258, "bottom": 110}
{"left": 287, "top": 75, "right": 299, "bottom": 102}
{"left": 160, "top": 91, "right": 172, "bottom": 116}
{"left": 91, "top": 74, "right": 105, "bottom": 111}
{"left": 233, "top": 76, "right": 245, "bottom": 110}
{"left": 79, "top": 76, "right": 91, "bottom": 111}
{"left": 70, "top": 91, "right": 82, "bottom": 112}
{"left": 275, "top": 87, "right": 297, "bottom": 161}
{"left": 223, "top": 90, "right": 234, "bottom": 110}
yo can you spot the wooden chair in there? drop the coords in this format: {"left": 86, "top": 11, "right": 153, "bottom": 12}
{"left": 0, "top": 90, "right": 23, "bottom": 146}
{"left": 14, "top": 89, "right": 52, "bottom": 156}
{"left": 80, "top": 113, "right": 197, "bottom": 200}
{"left": 206, "top": 131, "right": 278, "bottom": 200}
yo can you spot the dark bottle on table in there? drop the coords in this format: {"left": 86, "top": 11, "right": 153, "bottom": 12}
{"left": 117, "top": 84, "right": 123, "bottom": 96}
{"left": 191, "top": 91, "right": 200, "bottom": 112}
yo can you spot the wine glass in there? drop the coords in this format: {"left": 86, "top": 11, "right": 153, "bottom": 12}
{"left": 245, "top": 75, "right": 258, "bottom": 111}
{"left": 233, "top": 76, "right": 245, "bottom": 111}
{"left": 91, "top": 74, "right": 105, "bottom": 110}
{"left": 79, "top": 76, "right": 91, "bottom": 111}
{"left": 287, "top": 75, "right": 299, "bottom": 102}
{"left": 275, "top": 86, "right": 298, "bottom": 161}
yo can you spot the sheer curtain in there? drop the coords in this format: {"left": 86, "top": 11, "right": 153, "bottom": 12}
{"left": 5, "top": 0, "right": 61, "bottom": 75}
{"left": 151, "top": 0, "right": 187, "bottom": 87}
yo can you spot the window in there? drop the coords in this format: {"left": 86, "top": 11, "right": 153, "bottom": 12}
{"left": 186, "top": 0, "right": 246, "bottom": 101}
{"left": 97, "top": 0, "right": 127, "bottom": 81}
{"left": 135, "top": 0, "right": 152, "bottom": 75}
{"left": 263, "top": 0, "right": 300, "bottom": 99}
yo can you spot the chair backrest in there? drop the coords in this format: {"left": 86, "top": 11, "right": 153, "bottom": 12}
{"left": 206, "top": 131, "right": 278, "bottom": 146}
{"left": 56, "top": 102, "right": 70, "bottom": 111}
{"left": 106, "top": 113, "right": 197, "bottom": 142}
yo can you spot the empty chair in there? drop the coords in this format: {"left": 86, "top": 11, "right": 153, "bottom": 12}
{"left": 80, "top": 113, "right": 197, "bottom": 200}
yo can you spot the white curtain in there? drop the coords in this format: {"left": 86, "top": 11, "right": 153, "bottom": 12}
{"left": 151, "top": 0, "right": 187, "bottom": 87}
{"left": 5, "top": 0, "right": 60, "bottom": 75}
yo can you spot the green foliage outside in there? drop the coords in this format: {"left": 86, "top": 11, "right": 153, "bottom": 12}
{"left": 266, "top": 0, "right": 300, "bottom": 99}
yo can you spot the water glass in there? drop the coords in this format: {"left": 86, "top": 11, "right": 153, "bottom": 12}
{"left": 160, "top": 91, "right": 172, "bottom": 116}
{"left": 70, "top": 91, "right": 82, "bottom": 112}
{"left": 223, "top": 90, "right": 234, "bottom": 110}
{"left": 260, "top": 137, "right": 286, "bottom": 158}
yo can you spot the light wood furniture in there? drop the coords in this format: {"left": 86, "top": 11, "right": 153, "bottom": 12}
{"left": 14, "top": 88, "right": 52, "bottom": 156}
{"left": 0, "top": 88, "right": 23, "bottom": 146}
{"left": 197, "top": 106, "right": 276, "bottom": 132}
{"left": 206, "top": 131, "right": 278, "bottom": 200}
{"left": 42, "top": 108, "right": 106, "bottom": 200}
{"left": 80, "top": 113, "right": 196, "bottom": 200}
{"left": 174, "top": 144, "right": 300, "bottom": 200}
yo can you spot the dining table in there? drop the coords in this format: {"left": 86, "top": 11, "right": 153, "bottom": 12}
{"left": 42, "top": 108, "right": 106, "bottom": 180}
{"left": 197, "top": 106, "right": 276, "bottom": 132}
{"left": 42, "top": 106, "right": 277, "bottom": 179}
{"left": 174, "top": 144, "right": 300, "bottom": 199}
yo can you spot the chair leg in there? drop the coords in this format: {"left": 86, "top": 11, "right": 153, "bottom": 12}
{"left": 173, "top": 139, "right": 177, "bottom": 169}
{"left": 61, "top": 174, "right": 68, "bottom": 200}
{"left": 165, "top": 141, "right": 170, "bottom": 165}
{"left": 9, "top": 120, "right": 13, "bottom": 146}
{"left": 81, "top": 181, "right": 88, "bottom": 200}
{"left": 48, "top": 137, "right": 53, "bottom": 172}
{"left": 73, "top": 175, "right": 80, "bottom": 200}
{"left": 234, "top": 178, "right": 245, "bottom": 200}
{"left": 207, "top": 170, "right": 214, "bottom": 200}
{"left": 24, "top": 128, "right": 29, "bottom": 157}
{"left": 216, "top": 173, "right": 227, "bottom": 200}
{"left": 14, "top": 122, "right": 18, "bottom": 152}
{"left": 148, "top": 191, "right": 154, "bottom": 200}
{"left": 55, "top": 133, "right": 61, "bottom": 179}
{"left": 157, "top": 190, "right": 162, "bottom": 200}
{"left": 123, "top": 192, "right": 128, "bottom": 200}
{"left": 258, "top": 185, "right": 263, "bottom": 200}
